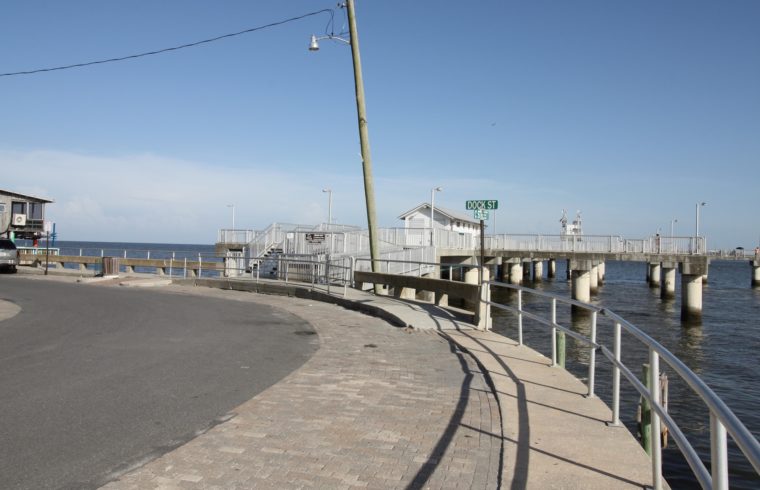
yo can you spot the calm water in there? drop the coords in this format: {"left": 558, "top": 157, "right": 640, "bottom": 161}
{"left": 26, "top": 240, "right": 219, "bottom": 275}
{"left": 491, "top": 260, "right": 760, "bottom": 489}
{"left": 19, "top": 240, "right": 760, "bottom": 487}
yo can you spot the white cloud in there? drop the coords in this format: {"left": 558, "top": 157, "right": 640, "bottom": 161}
{"left": 0, "top": 149, "right": 369, "bottom": 242}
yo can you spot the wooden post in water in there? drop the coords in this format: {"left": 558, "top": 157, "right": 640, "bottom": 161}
{"left": 640, "top": 363, "right": 652, "bottom": 455}
{"left": 556, "top": 330, "right": 566, "bottom": 368}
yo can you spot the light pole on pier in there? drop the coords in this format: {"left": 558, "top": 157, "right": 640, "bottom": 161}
{"left": 309, "top": 0, "right": 380, "bottom": 292}
{"left": 322, "top": 188, "right": 333, "bottom": 227}
{"left": 671, "top": 218, "right": 678, "bottom": 238}
{"left": 695, "top": 202, "right": 706, "bottom": 237}
{"left": 430, "top": 186, "right": 442, "bottom": 245}
{"left": 227, "top": 204, "right": 235, "bottom": 230}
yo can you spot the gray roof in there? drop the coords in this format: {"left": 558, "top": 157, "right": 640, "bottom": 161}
{"left": 398, "top": 203, "right": 480, "bottom": 225}
{"left": 0, "top": 189, "right": 54, "bottom": 203}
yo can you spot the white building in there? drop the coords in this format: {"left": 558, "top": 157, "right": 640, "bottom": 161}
{"left": 398, "top": 203, "right": 482, "bottom": 236}
{"left": 0, "top": 189, "right": 54, "bottom": 241}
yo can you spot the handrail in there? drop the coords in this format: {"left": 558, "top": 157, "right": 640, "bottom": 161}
{"left": 485, "top": 279, "right": 760, "bottom": 489}
{"left": 217, "top": 224, "right": 710, "bottom": 256}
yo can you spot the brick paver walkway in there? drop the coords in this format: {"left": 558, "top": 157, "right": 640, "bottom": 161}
{"left": 103, "top": 287, "right": 501, "bottom": 489}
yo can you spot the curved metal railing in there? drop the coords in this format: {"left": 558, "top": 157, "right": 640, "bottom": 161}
{"left": 485, "top": 279, "right": 760, "bottom": 490}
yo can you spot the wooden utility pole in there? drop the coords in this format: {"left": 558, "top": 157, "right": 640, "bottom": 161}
{"left": 346, "top": 0, "right": 380, "bottom": 293}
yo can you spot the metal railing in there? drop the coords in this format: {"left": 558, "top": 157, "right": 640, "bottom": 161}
{"left": 17, "top": 246, "right": 60, "bottom": 256}
{"left": 485, "top": 279, "right": 760, "bottom": 490}
{"left": 218, "top": 224, "right": 711, "bottom": 257}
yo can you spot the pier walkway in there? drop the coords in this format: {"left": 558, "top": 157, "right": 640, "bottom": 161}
{"left": 10, "top": 269, "right": 657, "bottom": 488}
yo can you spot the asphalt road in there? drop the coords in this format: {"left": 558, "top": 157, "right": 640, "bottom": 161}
{"left": 0, "top": 276, "right": 319, "bottom": 490}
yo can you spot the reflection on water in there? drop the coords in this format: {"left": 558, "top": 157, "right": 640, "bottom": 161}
{"left": 490, "top": 260, "right": 759, "bottom": 489}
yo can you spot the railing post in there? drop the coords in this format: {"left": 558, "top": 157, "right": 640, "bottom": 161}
{"left": 588, "top": 311, "right": 597, "bottom": 398}
{"left": 710, "top": 413, "right": 729, "bottom": 490}
{"left": 650, "top": 348, "right": 663, "bottom": 490}
{"left": 555, "top": 298, "right": 566, "bottom": 368}
{"left": 350, "top": 256, "right": 356, "bottom": 288}
{"left": 611, "top": 321, "right": 622, "bottom": 426}
{"left": 183, "top": 257, "right": 187, "bottom": 278}
{"left": 551, "top": 298, "right": 557, "bottom": 366}
{"left": 517, "top": 289, "right": 523, "bottom": 345}
{"left": 198, "top": 254, "right": 202, "bottom": 278}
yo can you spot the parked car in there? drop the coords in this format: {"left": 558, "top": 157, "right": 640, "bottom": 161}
{"left": 0, "top": 238, "right": 19, "bottom": 273}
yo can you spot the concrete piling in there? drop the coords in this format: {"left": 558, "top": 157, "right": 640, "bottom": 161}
{"left": 752, "top": 260, "right": 760, "bottom": 288}
{"left": 533, "top": 261, "right": 544, "bottom": 282}
{"left": 508, "top": 261, "right": 523, "bottom": 285}
{"left": 589, "top": 264, "right": 599, "bottom": 294}
{"left": 661, "top": 263, "right": 676, "bottom": 300}
{"left": 547, "top": 258, "right": 556, "bottom": 279}
{"left": 571, "top": 270, "right": 591, "bottom": 303}
{"left": 679, "top": 260, "right": 708, "bottom": 322}
{"left": 648, "top": 263, "right": 661, "bottom": 288}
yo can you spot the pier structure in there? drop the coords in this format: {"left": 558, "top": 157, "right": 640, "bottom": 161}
{"left": 211, "top": 225, "right": 725, "bottom": 321}
{"left": 436, "top": 248, "right": 709, "bottom": 321}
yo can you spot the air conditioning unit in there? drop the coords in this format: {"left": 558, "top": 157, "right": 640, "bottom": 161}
{"left": 12, "top": 214, "right": 27, "bottom": 226}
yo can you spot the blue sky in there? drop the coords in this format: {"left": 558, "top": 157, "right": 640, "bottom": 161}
{"left": 1, "top": 1, "right": 758, "bottom": 248}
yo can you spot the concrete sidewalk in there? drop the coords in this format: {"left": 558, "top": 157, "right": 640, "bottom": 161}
{"left": 320, "top": 286, "right": 657, "bottom": 489}
{"left": 100, "top": 284, "right": 502, "bottom": 489}
{"left": 14, "top": 270, "right": 658, "bottom": 488}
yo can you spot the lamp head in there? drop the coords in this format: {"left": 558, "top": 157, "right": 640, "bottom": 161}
{"left": 322, "top": 188, "right": 331, "bottom": 193}
{"left": 433, "top": 186, "right": 443, "bottom": 192}
{"left": 309, "top": 35, "right": 320, "bottom": 51}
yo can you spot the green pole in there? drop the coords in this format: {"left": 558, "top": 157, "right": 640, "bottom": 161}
{"left": 640, "top": 363, "right": 652, "bottom": 455}
{"left": 346, "top": 0, "right": 380, "bottom": 294}
{"left": 556, "top": 331, "right": 566, "bottom": 368}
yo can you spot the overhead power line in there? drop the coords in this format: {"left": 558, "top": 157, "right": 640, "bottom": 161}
{"left": 0, "top": 8, "right": 334, "bottom": 77}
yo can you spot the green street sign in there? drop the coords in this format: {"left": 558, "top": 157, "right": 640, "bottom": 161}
{"left": 466, "top": 200, "right": 498, "bottom": 210}
{"left": 474, "top": 209, "right": 490, "bottom": 220}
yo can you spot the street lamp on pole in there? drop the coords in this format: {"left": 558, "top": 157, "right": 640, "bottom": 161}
{"left": 322, "top": 188, "right": 333, "bottom": 227}
{"left": 695, "top": 202, "right": 706, "bottom": 237}
{"left": 671, "top": 218, "right": 678, "bottom": 238}
{"left": 227, "top": 204, "right": 235, "bottom": 230}
{"left": 310, "top": 0, "right": 380, "bottom": 293}
{"left": 695, "top": 202, "right": 706, "bottom": 254}
{"left": 430, "top": 186, "right": 442, "bottom": 245}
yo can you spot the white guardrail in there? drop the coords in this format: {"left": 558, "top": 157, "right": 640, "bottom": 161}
{"left": 484, "top": 279, "right": 759, "bottom": 489}
{"left": 219, "top": 226, "right": 709, "bottom": 256}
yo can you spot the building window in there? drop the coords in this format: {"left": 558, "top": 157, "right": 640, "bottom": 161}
{"left": 11, "top": 201, "right": 26, "bottom": 217}
{"left": 29, "top": 203, "right": 43, "bottom": 220}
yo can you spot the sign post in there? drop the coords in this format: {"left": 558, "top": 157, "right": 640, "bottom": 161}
{"left": 465, "top": 200, "right": 499, "bottom": 285}
{"left": 43, "top": 221, "right": 53, "bottom": 276}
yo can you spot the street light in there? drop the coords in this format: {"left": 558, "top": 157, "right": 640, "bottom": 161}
{"left": 322, "top": 188, "right": 333, "bottom": 227}
{"left": 695, "top": 202, "right": 706, "bottom": 237}
{"left": 695, "top": 202, "right": 706, "bottom": 255}
{"left": 671, "top": 218, "right": 678, "bottom": 238}
{"left": 227, "top": 204, "right": 235, "bottom": 230}
{"left": 430, "top": 186, "right": 442, "bottom": 245}
{"left": 309, "top": 0, "right": 380, "bottom": 291}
